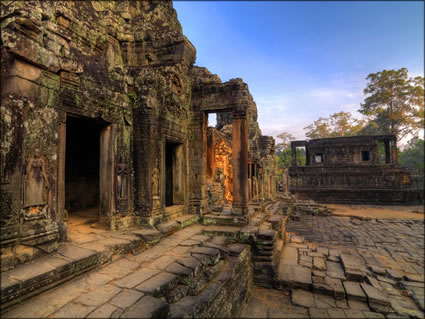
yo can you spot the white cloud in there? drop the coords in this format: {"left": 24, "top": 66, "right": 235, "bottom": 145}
{"left": 254, "top": 85, "right": 366, "bottom": 143}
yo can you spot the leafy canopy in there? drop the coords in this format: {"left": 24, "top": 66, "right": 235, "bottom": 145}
{"left": 399, "top": 137, "right": 424, "bottom": 174}
{"left": 275, "top": 132, "right": 306, "bottom": 170}
{"left": 304, "top": 111, "right": 365, "bottom": 139}
{"left": 359, "top": 68, "right": 424, "bottom": 141}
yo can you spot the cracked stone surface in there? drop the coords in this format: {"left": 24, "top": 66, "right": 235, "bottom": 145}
{"left": 246, "top": 211, "right": 424, "bottom": 318}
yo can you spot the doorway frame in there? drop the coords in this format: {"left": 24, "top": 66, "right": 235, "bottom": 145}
{"left": 57, "top": 113, "right": 115, "bottom": 228}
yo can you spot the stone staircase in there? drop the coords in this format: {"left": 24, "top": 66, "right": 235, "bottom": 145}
{"left": 1, "top": 214, "right": 199, "bottom": 313}
{"left": 120, "top": 239, "right": 253, "bottom": 318}
{"left": 201, "top": 201, "right": 290, "bottom": 288}
{"left": 3, "top": 224, "right": 253, "bottom": 318}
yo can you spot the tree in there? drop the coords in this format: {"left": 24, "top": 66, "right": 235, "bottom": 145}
{"left": 304, "top": 111, "right": 365, "bottom": 139}
{"left": 359, "top": 68, "right": 424, "bottom": 141}
{"left": 399, "top": 137, "right": 424, "bottom": 174}
{"left": 276, "top": 132, "right": 295, "bottom": 152}
{"left": 275, "top": 131, "right": 306, "bottom": 170}
{"left": 304, "top": 117, "right": 331, "bottom": 139}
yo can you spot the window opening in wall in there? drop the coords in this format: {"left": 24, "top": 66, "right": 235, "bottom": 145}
{"left": 361, "top": 151, "right": 370, "bottom": 161}
{"left": 208, "top": 112, "right": 217, "bottom": 128}
{"left": 315, "top": 153, "right": 323, "bottom": 163}
{"left": 295, "top": 146, "right": 307, "bottom": 166}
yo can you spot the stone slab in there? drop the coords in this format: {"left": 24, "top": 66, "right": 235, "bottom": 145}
{"left": 156, "top": 221, "right": 180, "bottom": 235}
{"left": 344, "top": 281, "right": 367, "bottom": 302}
{"left": 74, "top": 284, "right": 122, "bottom": 307}
{"left": 121, "top": 295, "right": 169, "bottom": 319}
{"left": 131, "top": 229, "right": 161, "bottom": 244}
{"left": 291, "top": 289, "right": 315, "bottom": 308}
{"left": 114, "top": 268, "right": 161, "bottom": 289}
{"left": 110, "top": 289, "right": 144, "bottom": 309}
{"left": 135, "top": 272, "right": 179, "bottom": 297}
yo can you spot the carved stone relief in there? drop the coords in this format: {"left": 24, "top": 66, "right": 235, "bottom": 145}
{"left": 115, "top": 163, "right": 129, "bottom": 212}
{"left": 23, "top": 148, "right": 49, "bottom": 219}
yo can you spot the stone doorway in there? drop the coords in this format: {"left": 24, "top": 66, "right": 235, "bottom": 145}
{"left": 65, "top": 116, "right": 102, "bottom": 221}
{"left": 165, "top": 141, "right": 184, "bottom": 207}
{"left": 61, "top": 115, "right": 114, "bottom": 235}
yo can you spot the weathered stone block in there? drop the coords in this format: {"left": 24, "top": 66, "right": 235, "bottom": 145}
{"left": 135, "top": 272, "right": 179, "bottom": 297}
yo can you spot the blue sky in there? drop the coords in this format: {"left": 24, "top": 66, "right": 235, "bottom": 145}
{"left": 174, "top": 1, "right": 424, "bottom": 142}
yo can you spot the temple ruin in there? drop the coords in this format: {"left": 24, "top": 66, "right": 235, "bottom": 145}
{"left": 288, "top": 135, "right": 424, "bottom": 204}
{"left": 1, "top": 1, "right": 424, "bottom": 318}
{"left": 0, "top": 0, "right": 276, "bottom": 278}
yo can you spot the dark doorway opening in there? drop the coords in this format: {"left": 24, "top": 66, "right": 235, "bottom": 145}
{"left": 165, "top": 141, "right": 184, "bottom": 207}
{"left": 65, "top": 116, "right": 101, "bottom": 216}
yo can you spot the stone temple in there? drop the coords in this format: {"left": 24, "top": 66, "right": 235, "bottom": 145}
{"left": 1, "top": 0, "right": 277, "bottom": 268}
{"left": 1, "top": 1, "right": 424, "bottom": 318}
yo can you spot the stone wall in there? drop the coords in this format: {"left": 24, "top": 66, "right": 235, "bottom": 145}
{"left": 0, "top": 0, "right": 278, "bottom": 271}
{"left": 289, "top": 136, "right": 424, "bottom": 204}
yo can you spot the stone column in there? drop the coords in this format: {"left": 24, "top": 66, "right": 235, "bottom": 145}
{"left": 391, "top": 140, "right": 398, "bottom": 164}
{"left": 384, "top": 140, "right": 391, "bottom": 164}
{"left": 188, "top": 111, "right": 208, "bottom": 214}
{"left": 232, "top": 116, "right": 248, "bottom": 216}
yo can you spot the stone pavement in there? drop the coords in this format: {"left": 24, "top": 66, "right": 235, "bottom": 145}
{"left": 3, "top": 224, "right": 253, "bottom": 318}
{"left": 246, "top": 213, "right": 425, "bottom": 318}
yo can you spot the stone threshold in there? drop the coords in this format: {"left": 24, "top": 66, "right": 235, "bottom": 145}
{"left": 0, "top": 214, "right": 199, "bottom": 313}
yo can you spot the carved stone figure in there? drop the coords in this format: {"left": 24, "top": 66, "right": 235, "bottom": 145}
{"left": 116, "top": 163, "right": 129, "bottom": 212}
{"left": 152, "top": 166, "right": 159, "bottom": 196}
{"left": 24, "top": 148, "right": 48, "bottom": 208}
{"left": 116, "top": 164, "right": 128, "bottom": 200}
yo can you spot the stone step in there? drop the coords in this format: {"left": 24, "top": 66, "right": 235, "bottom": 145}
{"left": 167, "top": 244, "right": 252, "bottom": 318}
{"left": 202, "top": 214, "right": 246, "bottom": 227}
{"left": 202, "top": 226, "right": 241, "bottom": 242}
{"left": 1, "top": 242, "right": 108, "bottom": 312}
{"left": 156, "top": 220, "right": 180, "bottom": 236}
{"left": 0, "top": 222, "right": 198, "bottom": 313}
{"left": 131, "top": 228, "right": 161, "bottom": 246}
{"left": 119, "top": 243, "right": 252, "bottom": 319}
{"left": 174, "top": 214, "right": 200, "bottom": 228}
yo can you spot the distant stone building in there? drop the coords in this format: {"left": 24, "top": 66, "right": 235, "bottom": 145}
{"left": 288, "top": 135, "right": 424, "bottom": 204}
{"left": 0, "top": 1, "right": 277, "bottom": 271}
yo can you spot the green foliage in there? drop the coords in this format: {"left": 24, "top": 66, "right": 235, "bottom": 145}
{"left": 304, "top": 111, "right": 365, "bottom": 139}
{"left": 276, "top": 132, "right": 295, "bottom": 152}
{"left": 275, "top": 148, "right": 306, "bottom": 169}
{"left": 359, "top": 68, "right": 424, "bottom": 141}
{"left": 399, "top": 137, "right": 424, "bottom": 174}
{"left": 275, "top": 131, "right": 306, "bottom": 169}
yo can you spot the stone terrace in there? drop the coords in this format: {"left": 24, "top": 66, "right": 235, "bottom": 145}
{"left": 247, "top": 213, "right": 425, "bottom": 318}
{"left": 3, "top": 203, "right": 424, "bottom": 318}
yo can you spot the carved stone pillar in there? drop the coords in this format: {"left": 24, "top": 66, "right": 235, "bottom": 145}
{"left": 384, "top": 140, "right": 391, "bottom": 164}
{"left": 391, "top": 140, "right": 398, "bottom": 164}
{"left": 188, "top": 111, "right": 208, "bottom": 214}
{"left": 231, "top": 116, "right": 248, "bottom": 216}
